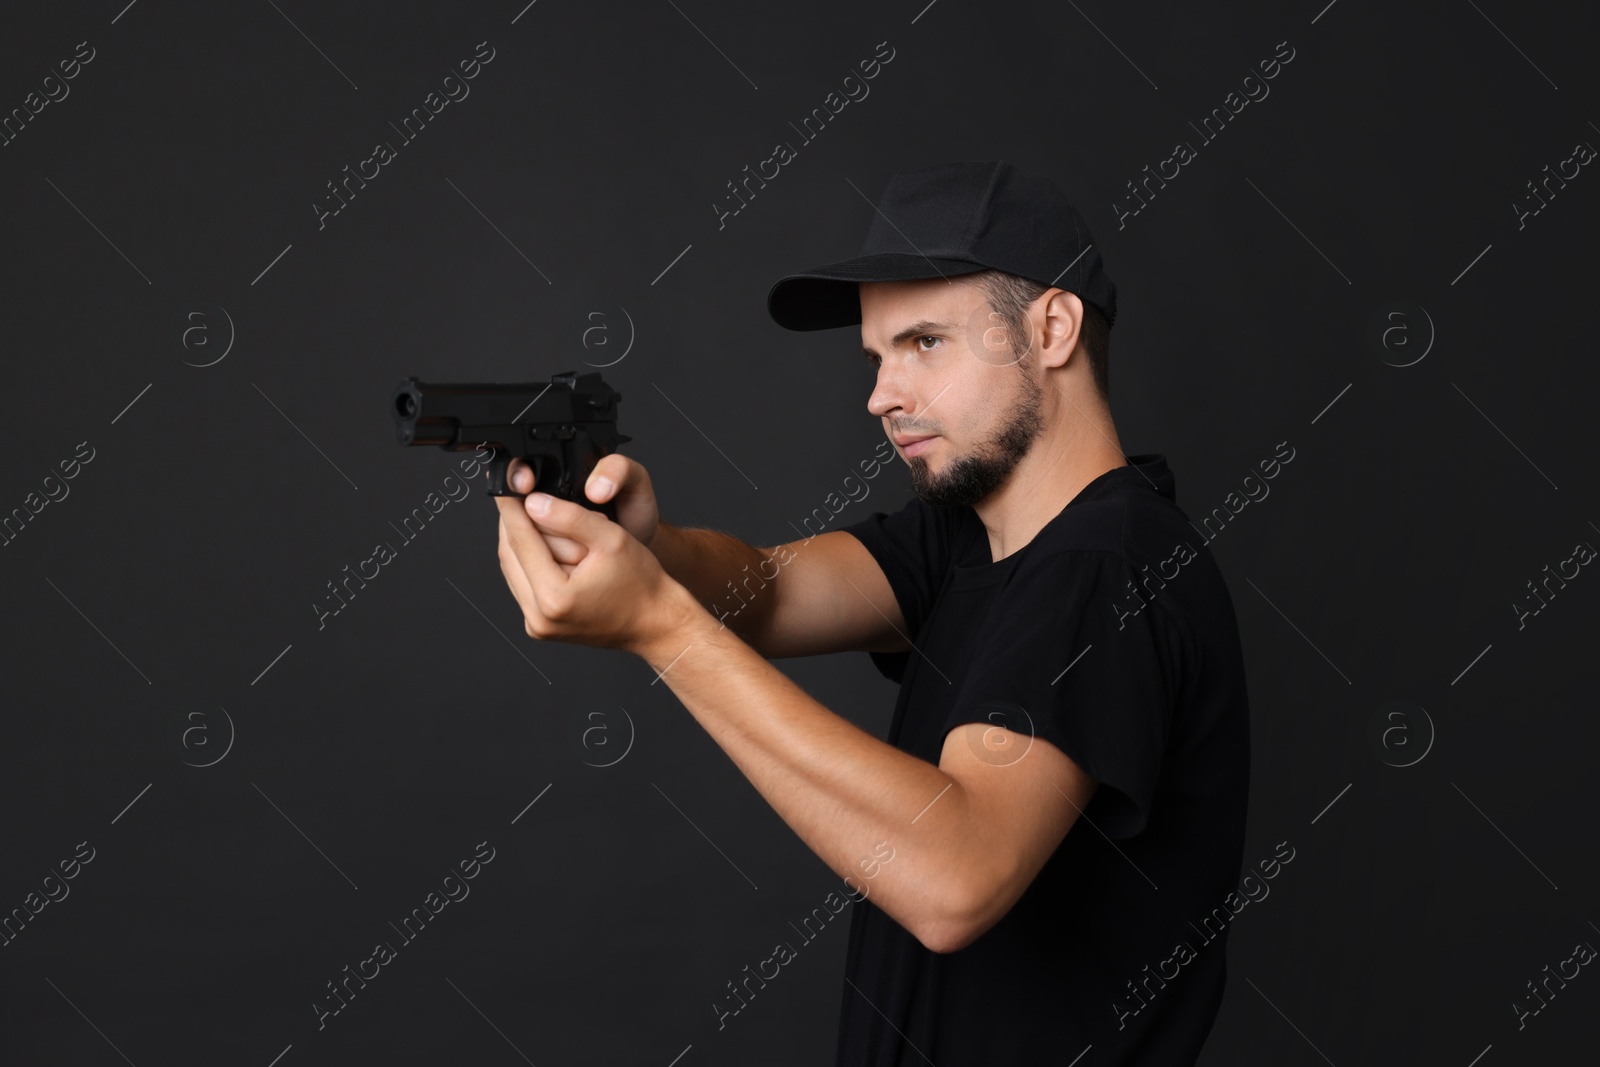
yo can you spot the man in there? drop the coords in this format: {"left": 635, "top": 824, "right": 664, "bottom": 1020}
{"left": 494, "top": 160, "right": 1251, "bottom": 1064}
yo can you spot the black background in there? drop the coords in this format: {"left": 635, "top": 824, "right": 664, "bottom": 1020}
{"left": 2, "top": 1, "right": 1597, "bottom": 1064}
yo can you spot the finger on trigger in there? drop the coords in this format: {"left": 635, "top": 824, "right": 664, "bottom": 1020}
{"left": 506, "top": 458, "right": 535, "bottom": 494}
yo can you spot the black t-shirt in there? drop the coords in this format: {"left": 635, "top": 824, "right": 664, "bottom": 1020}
{"left": 833, "top": 453, "right": 1251, "bottom": 1066}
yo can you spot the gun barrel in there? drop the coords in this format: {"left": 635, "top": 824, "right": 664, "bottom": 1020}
{"left": 393, "top": 373, "right": 622, "bottom": 447}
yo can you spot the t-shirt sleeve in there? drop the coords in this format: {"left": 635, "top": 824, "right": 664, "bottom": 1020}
{"left": 837, "top": 495, "right": 957, "bottom": 683}
{"left": 944, "top": 550, "right": 1184, "bottom": 839}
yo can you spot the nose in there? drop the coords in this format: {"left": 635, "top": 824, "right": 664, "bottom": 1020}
{"left": 866, "top": 362, "right": 909, "bottom": 421}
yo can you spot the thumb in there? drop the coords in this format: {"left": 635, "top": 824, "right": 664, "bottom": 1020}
{"left": 585, "top": 454, "right": 629, "bottom": 502}
{"left": 525, "top": 490, "right": 610, "bottom": 543}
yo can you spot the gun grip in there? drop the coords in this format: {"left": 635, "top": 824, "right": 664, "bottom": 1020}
{"left": 483, "top": 449, "right": 619, "bottom": 524}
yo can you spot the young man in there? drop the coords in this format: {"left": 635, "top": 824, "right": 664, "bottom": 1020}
{"left": 494, "top": 161, "right": 1251, "bottom": 1064}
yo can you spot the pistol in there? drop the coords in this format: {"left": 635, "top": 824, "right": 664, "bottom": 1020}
{"left": 391, "top": 371, "right": 631, "bottom": 522}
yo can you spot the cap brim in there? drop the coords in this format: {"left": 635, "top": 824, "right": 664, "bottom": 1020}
{"left": 766, "top": 252, "right": 989, "bottom": 331}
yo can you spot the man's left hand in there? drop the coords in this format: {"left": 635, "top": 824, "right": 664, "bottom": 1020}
{"left": 495, "top": 485, "right": 691, "bottom": 657}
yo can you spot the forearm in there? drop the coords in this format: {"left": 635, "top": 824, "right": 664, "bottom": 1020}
{"left": 648, "top": 521, "right": 778, "bottom": 648}
{"left": 638, "top": 584, "right": 986, "bottom": 951}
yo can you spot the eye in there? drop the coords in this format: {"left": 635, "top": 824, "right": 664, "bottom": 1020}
{"left": 915, "top": 335, "right": 942, "bottom": 351}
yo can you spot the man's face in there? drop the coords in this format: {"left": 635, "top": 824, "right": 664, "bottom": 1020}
{"left": 859, "top": 277, "right": 1046, "bottom": 508}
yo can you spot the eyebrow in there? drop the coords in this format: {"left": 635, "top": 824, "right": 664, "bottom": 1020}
{"left": 862, "top": 320, "right": 952, "bottom": 361}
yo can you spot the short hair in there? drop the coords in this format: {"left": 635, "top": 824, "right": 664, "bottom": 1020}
{"left": 971, "top": 269, "right": 1111, "bottom": 402}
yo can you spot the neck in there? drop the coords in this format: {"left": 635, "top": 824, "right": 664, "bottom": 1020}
{"left": 973, "top": 394, "right": 1126, "bottom": 562}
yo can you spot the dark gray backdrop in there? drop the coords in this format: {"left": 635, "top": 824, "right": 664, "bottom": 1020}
{"left": 3, "top": 0, "right": 1596, "bottom": 1064}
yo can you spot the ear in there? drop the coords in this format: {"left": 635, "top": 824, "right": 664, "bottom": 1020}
{"left": 1038, "top": 289, "right": 1083, "bottom": 372}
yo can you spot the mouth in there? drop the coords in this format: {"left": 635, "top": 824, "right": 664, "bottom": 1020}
{"left": 895, "top": 434, "right": 938, "bottom": 458}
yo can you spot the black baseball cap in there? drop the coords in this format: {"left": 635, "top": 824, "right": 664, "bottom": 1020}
{"left": 766, "top": 160, "right": 1117, "bottom": 332}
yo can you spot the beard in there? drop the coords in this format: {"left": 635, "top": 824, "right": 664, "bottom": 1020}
{"left": 908, "top": 366, "right": 1045, "bottom": 508}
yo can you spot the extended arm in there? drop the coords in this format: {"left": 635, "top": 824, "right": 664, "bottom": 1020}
{"left": 649, "top": 523, "right": 913, "bottom": 659}
{"left": 635, "top": 583, "right": 1096, "bottom": 953}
